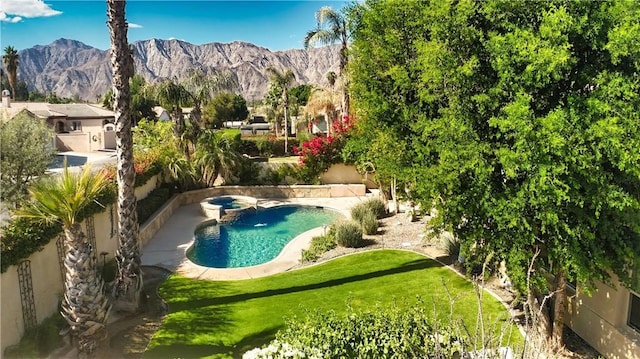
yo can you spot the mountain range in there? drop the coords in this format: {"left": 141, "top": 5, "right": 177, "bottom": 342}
{"left": 15, "top": 38, "right": 341, "bottom": 102}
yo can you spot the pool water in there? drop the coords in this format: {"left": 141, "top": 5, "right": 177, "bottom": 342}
{"left": 48, "top": 154, "right": 87, "bottom": 169}
{"left": 208, "top": 196, "right": 251, "bottom": 210}
{"left": 187, "top": 206, "right": 342, "bottom": 268}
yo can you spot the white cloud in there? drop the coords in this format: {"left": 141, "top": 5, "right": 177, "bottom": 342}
{"left": 0, "top": 0, "right": 62, "bottom": 22}
{"left": 128, "top": 22, "right": 142, "bottom": 29}
{"left": 0, "top": 12, "right": 22, "bottom": 23}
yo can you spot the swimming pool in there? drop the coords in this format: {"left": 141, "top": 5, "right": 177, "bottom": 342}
{"left": 187, "top": 205, "right": 342, "bottom": 268}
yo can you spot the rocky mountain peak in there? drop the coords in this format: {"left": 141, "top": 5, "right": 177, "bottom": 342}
{"left": 16, "top": 38, "right": 340, "bottom": 102}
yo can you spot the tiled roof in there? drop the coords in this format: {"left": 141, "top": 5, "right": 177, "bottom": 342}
{"left": 0, "top": 102, "right": 114, "bottom": 121}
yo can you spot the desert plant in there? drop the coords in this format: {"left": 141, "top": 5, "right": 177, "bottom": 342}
{"left": 350, "top": 202, "right": 370, "bottom": 224}
{"left": 360, "top": 210, "right": 379, "bottom": 235}
{"left": 335, "top": 221, "right": 363, "bottom": 248}
{"left": 363, "top": 196, "right": 386, "bottom": 219}
{"left": 442, "top": 234, "right": 461, "bottom": 258}
{"left": 301, "top": 230, "right": 337, "bottom": 262}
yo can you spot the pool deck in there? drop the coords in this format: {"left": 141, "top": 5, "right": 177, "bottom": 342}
{"left": 141, "top": 196, "right": 365, "bottom": 280}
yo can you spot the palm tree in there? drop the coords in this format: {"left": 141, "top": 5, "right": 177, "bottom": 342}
{"left": 2, "top": 46, "right": 19, "bottom": 100}
{"left": 107, "top": 0, "right": 142, "bottom": 312}
{"left": 181, "top": 69, "right": 238, "bottom": 151}
{"left": 304, "top": 7, "right": 350, "bottom": 118}
{"left": 266, "top": 67, "right": 295, "bottom": 154}
{"left": 154, "top": 80, "right": 189, "bottom": 139}
{"left": 304, "top": 88, "right": 339, "bottom": 135}
{"left": 14, "top": 165, "right": 111, "bottom": 355}
{"left": 195, "top": 129, "right": 242, "bottom": 186}
{"left": 183, "top": 68, "right": 237, "bottom": 126}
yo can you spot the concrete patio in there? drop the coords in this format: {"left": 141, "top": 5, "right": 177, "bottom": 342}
{"left": 141, "top": 196, "right": 365, "bottom": 280}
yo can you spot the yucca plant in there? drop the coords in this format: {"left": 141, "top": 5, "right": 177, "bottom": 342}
{"left": 14, "top": 164, "right": 112, "bottom": 355}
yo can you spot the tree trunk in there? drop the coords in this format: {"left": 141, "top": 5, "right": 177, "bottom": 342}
{"left": 550, "top": 269, "right": 567, "bottom": 350}
{"left": 283, "top": 90, "right": 289, "bottom": 154}
{"left": 525, "top": 270, "right": 567, "bottom": 355}
{"left": 61, "top": 224, "right": 110, "bottom": 356}
{"left": 339, "top": 36, "right": 350, "bottom": 118}
{"left": 107, "top": 0, "right": 142, "bottom": 313}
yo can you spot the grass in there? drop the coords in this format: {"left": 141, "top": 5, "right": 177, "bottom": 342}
{"left": 146, "top": 250, "right": 522, "bottom": 358}
{"left": 267, "top": 156, "right": 299, "bottom": 163}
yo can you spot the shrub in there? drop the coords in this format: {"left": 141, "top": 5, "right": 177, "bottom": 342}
{"left": 363, "top": 196, "right": 386, "bottom": 219}
{"left": 247, "top": 303, "right": 465, "bottom": 359}
{"left": 350, "top": 202, "right": 370, "bottom": 224}
{"left": 255, "top": 135, "right": 276, "bottom": 157}
{"left": 136, "top": 186, "right": 173, "bottom": 225}
{"left": 335, "top": 221, "right": 363, "bottom": 248}
{"left": 360, "top": 211, "right": 379, "bottom": 235}
{"left": 301, "top": 230, "right": 337, "bottom": 262}
{"left": 442, "top": 234, "right": 461, "bottom": 258}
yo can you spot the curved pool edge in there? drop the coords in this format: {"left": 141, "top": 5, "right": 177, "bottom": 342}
{"left": 177, "top": 203, "right": 348, "bottom": 281}
{"left": 180, "top": 226, "right": 326, "bottom": 281}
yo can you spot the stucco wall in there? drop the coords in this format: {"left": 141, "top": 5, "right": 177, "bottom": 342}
{"left": 1, "top": 265, "right": 24, "bottom": 356}
{"left": 320, "top": 163, "right": 377, "bottom": 189}
{"left": 0, "top": 175, "right": 160, "bottom": 355}
{"left": 134, "top": 175, "right": 158, "bottom": 200}
{"left": 253, "top": 162, "right": 377, "bottom": 189}
{"left": 56, "top": 133, "right": 90, "bottom": 152}
{"left": 567, "top": 279, "right": 640, "bottom": 359}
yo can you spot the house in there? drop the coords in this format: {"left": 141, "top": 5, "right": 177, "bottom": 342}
{"left": 152, "top": 106, "right": 171, "bottom": 121}
{"left": 153, "top": 106, "right": 194, "bottom": 122}
{"left": 1, "top": 93, "right": 116, "bottom": 152}
{"left": 566, "top": 275, "right": 640, "bottom": 358}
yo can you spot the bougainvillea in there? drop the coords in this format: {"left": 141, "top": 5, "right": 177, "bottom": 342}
{"left": 293, "top": 116, "right": 353, "bottom": 183}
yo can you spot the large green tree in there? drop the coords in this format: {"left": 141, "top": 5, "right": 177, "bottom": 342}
{"left": 2, "top": 46, "right": 19, "bottom": 100}
{"left": 347, "top": 0, "right": 640, "bottom": 350}
{"left": 202, "top": 92, "right": 248, "bottom": 129}
{"left": 0, "top": 111, "right": 56, "bottom": 208}
{"left": 107, "top": 0, "right": 142, "bottom": 312}
{"left": 15, "top": 165, "right": 112, "bottom": 355}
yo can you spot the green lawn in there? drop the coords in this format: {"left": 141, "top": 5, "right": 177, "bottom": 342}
{"left": 267, "top": 156, "right": 299, "bottom": 163}
{"left": 146, "top": 250, "right": 521, "bottom": 358}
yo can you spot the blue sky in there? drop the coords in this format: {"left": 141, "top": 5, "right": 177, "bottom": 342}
{"left": 1, "top": 0, "right": 350, "bottom": 52}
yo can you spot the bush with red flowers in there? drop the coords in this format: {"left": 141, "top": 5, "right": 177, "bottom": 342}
{"left": 293, "top": 116, "right": 353, "bottom": 183}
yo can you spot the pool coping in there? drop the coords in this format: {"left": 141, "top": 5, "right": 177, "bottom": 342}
{"left": 141, "top": 196, "right": 362, "bottom": 280}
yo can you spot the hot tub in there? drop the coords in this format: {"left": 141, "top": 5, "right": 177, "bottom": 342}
{"left": 200, "top": 195, "right": 258, "bottom": 221}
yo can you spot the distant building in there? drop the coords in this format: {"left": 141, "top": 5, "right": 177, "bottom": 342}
{"left": 1, "top": 95, "right": 116, "bottom": 152}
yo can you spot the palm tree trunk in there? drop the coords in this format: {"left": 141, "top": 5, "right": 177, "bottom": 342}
{"left": 61, "top": 224, "right": 110, "bottom": 356}
{"left": 284, "top": 105, "right": 289, "bottom": 154}
{"left": 108, "top": 0, "right": 142, "bottom": 312}
{"left": 340, "top": 36, "right": 350, "bottom": 118}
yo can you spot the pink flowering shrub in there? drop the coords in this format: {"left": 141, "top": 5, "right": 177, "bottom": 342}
{"left": 293, "top": 116, "right": 353, "bottom": 183}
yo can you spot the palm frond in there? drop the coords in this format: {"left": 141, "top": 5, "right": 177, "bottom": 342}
{"left": 14, "top": 165, "right": 109, "bottom": 227}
